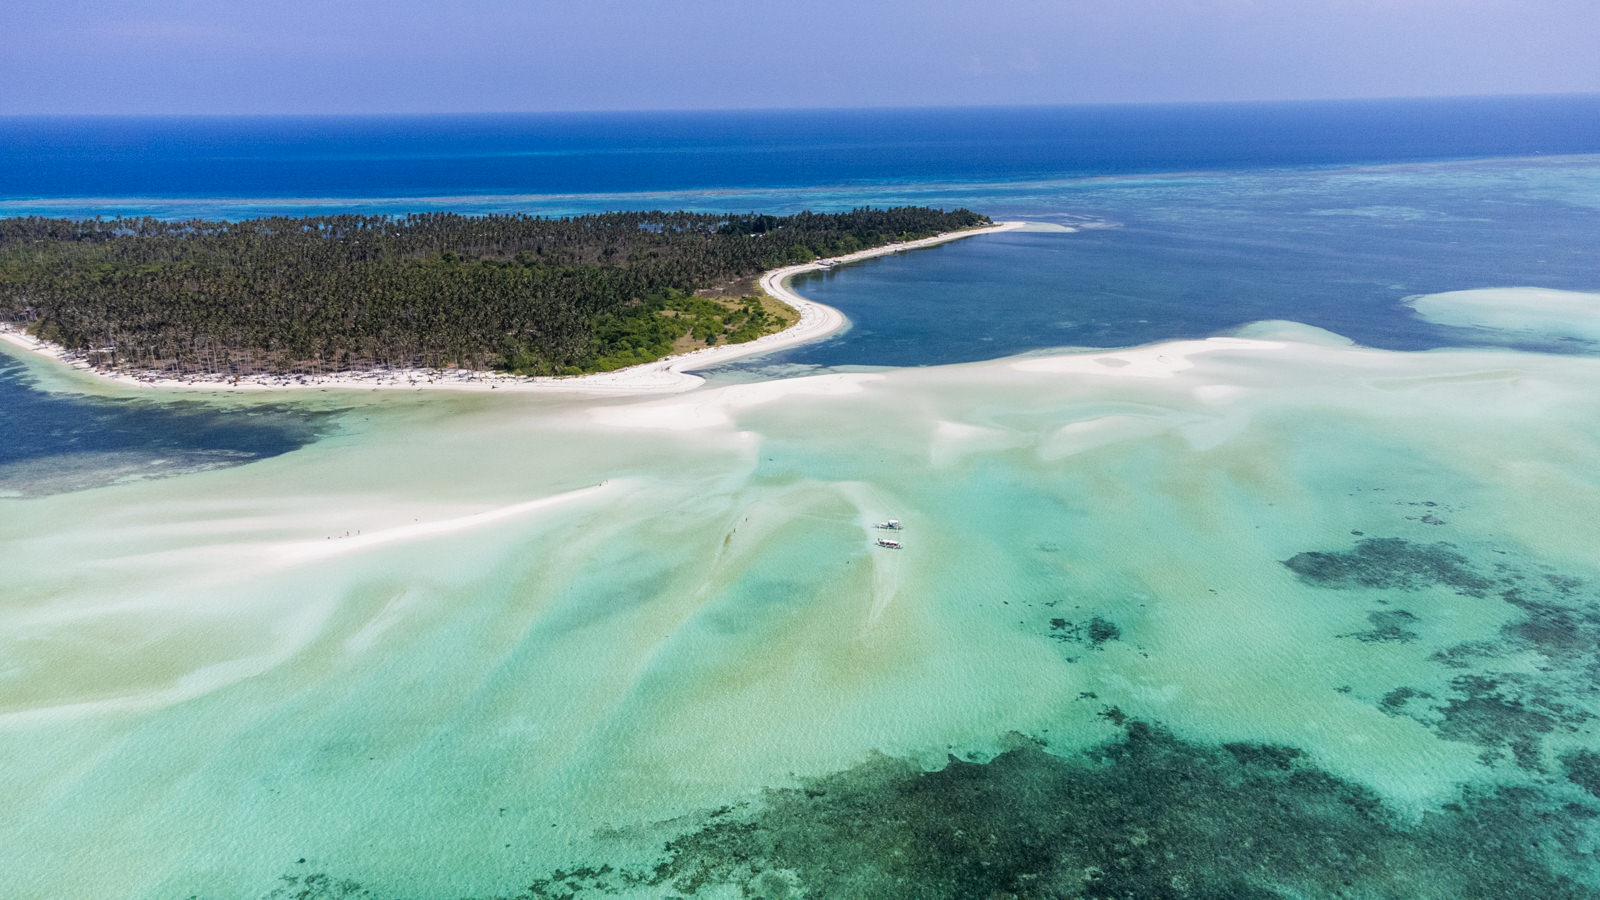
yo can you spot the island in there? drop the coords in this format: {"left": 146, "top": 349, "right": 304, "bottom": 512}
{"left": 0, "top": 207, "right": 996, "bottom": 389}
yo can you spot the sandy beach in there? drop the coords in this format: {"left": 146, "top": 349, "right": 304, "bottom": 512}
{"left": 0, "top": 220, "right": 1024, "bottom": 396}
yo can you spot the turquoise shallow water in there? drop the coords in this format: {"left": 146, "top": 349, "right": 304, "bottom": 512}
{"left": 3, "top": 329, "right": 1599, "bottom": 898}
{"left": 3, "top": 106, "right": 1600, "bottom": 897}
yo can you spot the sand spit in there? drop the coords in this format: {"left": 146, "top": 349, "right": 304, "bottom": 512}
{"left": 0, "top": 220, "right": 1024, "bottom": 396}
{"left": 274, "top": 482, "right": 614, "bottom": 565}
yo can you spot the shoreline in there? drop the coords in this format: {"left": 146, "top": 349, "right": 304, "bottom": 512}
{"left": 0, "top": 220, "right": 1025, "bottom": 396}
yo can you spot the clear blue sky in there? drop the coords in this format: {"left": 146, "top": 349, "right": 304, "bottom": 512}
{"left": 4, "top": 0, "right": 1597, "bottom": 115}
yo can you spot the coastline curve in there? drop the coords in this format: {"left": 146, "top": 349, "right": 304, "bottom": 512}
{"left": 0, "top": 221, "right": 1025, "bottom": 397}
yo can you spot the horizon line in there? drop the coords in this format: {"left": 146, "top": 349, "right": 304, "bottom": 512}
{"left": 4, "top": 90, "right": 1598, "bottom": 120}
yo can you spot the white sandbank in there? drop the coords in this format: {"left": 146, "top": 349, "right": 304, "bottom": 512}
{"left": 0, "top": 220, "right": 1025, "bottom": 396}
{"left": 1010, "top": 335, "right": 1285, "bottom": 379}
{"left": 1405, "top": 286, "right": 1600, "bottom": 343}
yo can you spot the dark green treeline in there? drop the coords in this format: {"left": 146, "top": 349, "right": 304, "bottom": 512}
{"left": 0, "top": 207, "right": 987, "bottom": 376}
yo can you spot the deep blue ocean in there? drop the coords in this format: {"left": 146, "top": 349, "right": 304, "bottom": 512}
{"left": 3, "top": 97, "right": 1599, "bottom": 493}
{"left": 5, "top": 96, "right": 1599, "bottom": 210}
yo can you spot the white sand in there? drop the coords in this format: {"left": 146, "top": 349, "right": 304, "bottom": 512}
{"left": 266, "top": 482, "right": 614, "bottom": 564}
{"left": 1010, "top": 336, "right": 1283, "bottom": 379}
{"left": 587, "top": 371, "right": 883, "bottom": 431}
{"left": 1405, "top": 286, "right": 1600, "bottom": 343}
{"left": 0, "top": 221, "right": 1025, "bottom": 396}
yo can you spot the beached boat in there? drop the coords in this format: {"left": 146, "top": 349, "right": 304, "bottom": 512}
{"left": 876, "top": 538, "right": 903, "bottom": 549}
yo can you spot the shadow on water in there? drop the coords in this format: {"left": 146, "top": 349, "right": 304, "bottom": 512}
{"left": 0, "top": 354, "right": 344, "bottom": 498}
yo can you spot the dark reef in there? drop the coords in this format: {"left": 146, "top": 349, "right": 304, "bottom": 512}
{"left": 1565, "top": 749, "right": 1600, "bottom": 799}
{"left": 1431, "top": 674, "right": 1566, "bottom": 770}
{"left": 1047, "top": 615, "right": 1121, "bottom": 649}
{"left": 253, "top": 721, "right": 1598, "bottom": 900}
{"left": 1282, "top": 537, "right": 1493, "bottom": 596}
{"left": 635, "top": 722, "right": 1595, "bottom": 899}
{"left": 1286, "top": 535, "right": 1598, "bottom": 773}
{"left": 1340, "top": 609, "right": 1421, "bottom": 643}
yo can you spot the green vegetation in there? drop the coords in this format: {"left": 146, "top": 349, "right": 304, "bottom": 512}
{"left": 573, "top": 289, "right": 790, "bottom": 375}
{"left": 0, "top": 207, "right": 986, "bottom": 377}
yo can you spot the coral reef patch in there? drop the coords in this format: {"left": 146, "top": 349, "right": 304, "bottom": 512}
{"left": 1286, "top": 536, "right": 1599, "bottom": 773}
{"left": 1282, "top": 538, "right": 1492, "bottom": 596}
{"left": 251, "top": 722, "right": 1598, "bottom": 899}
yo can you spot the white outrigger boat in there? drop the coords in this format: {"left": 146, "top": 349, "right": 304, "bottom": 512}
{"left": 874, "top": 519, "right": 902, "bottom": 531}
{"left": 876, "top": 538, "right": 903, "bottom": 549}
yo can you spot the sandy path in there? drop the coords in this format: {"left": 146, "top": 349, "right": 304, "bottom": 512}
{"left": 0, "top": 221, "right": 1024, "bottom": 396}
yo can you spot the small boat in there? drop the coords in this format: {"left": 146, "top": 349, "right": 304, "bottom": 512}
{"left": 876, "top": 538, "right": 903, "bottom": 549}
{"left": 874, "top": 519, "right": 902, "bottom": 530}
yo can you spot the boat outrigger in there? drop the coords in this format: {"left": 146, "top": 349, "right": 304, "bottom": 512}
{"left": 876, "top": 538, "right": 903, "bottom": 549}
{"left": 874, "top": 520, "right": 902, "bottom": 530}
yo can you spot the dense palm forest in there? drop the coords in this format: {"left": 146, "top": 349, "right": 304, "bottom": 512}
{"left": 0, "top": 207, "right": 987, "bottom": 376}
